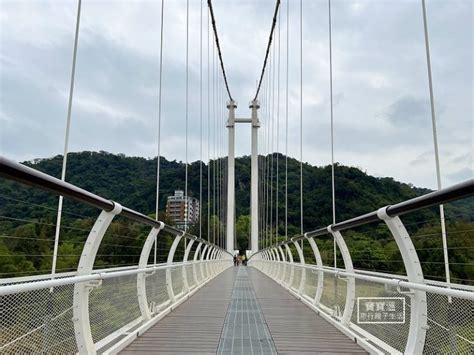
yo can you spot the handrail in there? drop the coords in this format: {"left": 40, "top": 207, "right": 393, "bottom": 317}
{"left": 0, "top": 259, "right": 222, "bottom": 296}
{"left": 332, "top": 179, "right": 474, "bottom": 233}
{"left": 0, "top": 156, "right": 225, "bottom": 252}
{"left": 257, "top": 178, "right": 474, "bottom": 250}
{"left": 254, "top": 260, "right": 474, "bottom": 300}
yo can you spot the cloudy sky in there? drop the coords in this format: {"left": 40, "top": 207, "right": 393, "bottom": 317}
{"left": 0, "top": 0, "right": 472, "bottom": 189}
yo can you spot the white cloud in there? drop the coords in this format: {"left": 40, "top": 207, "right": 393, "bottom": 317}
{"left": 0, "top": 0, "right": 472, "bottom": 190}
{"left": 70, "top": 91, "right": 143, "bottom": 123}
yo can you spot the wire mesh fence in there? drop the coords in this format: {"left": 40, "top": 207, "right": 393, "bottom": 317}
{"left": 424, "top": 286, "right": 473, "bottom": 354}
{"left": 0, "top": 279, "right": 77, "bottom": 353}
{"left": 251, "top": 241, "right": 473, "bottom": 354}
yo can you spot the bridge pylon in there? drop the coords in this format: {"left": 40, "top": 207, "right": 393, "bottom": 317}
{"left": 226, "top": 100, "right": 237, "bottom": 253}
{"left": 250, "top": 100, "right": 260, "bottom": 254}
{"left": 226, "top": 99, "right": 260, "bottom": 254}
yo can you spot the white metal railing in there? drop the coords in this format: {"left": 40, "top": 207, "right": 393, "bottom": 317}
{"left": 0, "top": 234, "right": 231, "bottom": 354}
{"left": 0, "top": 157, "right": 233, "bottom": 354}
{"left": 251, "top": 256, "right": 473, "bottom": 354}
{"left": 250, "top": 181, "right": 474, "bottom": 354}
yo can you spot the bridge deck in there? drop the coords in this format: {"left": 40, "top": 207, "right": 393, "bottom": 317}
{"left": 121, "top": 267, "right": 366, "bottom": 354}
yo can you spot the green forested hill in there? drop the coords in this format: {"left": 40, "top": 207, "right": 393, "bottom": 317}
{"left": 1, "top": 151, "right": 472, "bottom": 224}
{"left": 0, "top": 151, "right": 472, "bottom": 281}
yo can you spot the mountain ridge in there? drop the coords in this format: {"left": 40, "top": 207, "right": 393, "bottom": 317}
{"left": 2, "top": 151, "right": 471, "bottom": 230}
{"left": 0, "top": 151, "right": 472, "bottom": 281}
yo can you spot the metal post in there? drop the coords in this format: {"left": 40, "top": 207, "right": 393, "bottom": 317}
{"left": 226, "top": 100, "right": 237, "bottom": 253}
{"left": 165, "top": 233, "right": 185, "bottom": 304}
{"left": 199, "top": 244, "right": 209, "bottom": 281}
{"left": 192, "top": 242, "right": 203, "bottom": 285}
{"left": 284, "top": 244, "right": 295, "bottom": 288}
{"left": 269, "top": 249, "right": 277, "bottom": 277}
{"left": 327, "top": 225, "right": 355, "bottom": 326}
{"left": 292, "top": 239, "right": 306, "bottom": 295}
{"left": 278, "top": 245, "right": 287, "bottom": 284}
{"left": 250, "top": 100, "right": 260, "bottom": 254}
{"left": 377, "top": 207, "right": 427, "bottom": 354}
{"left": 73, "top": 203, "right": 122, "bottom": 354}
{"left": 261, "top": 250, "right": 268, "bottom": 273}
{"left": 137, "top": 223, "right": 164, "bottom": 321}
{"left": 210, "top": 248, "right": 219, "bottom": 276}
{"left": 304, "top": 234, "right": 324, "bottom": 307}
{"left": 273, "top": 248, "right": 281, "bottom": 281}
{"left": 205, "top": 246, "right": 214, "bottom": 278}
{"left": 182, "top": 238, "right": 195, "bottom": 293}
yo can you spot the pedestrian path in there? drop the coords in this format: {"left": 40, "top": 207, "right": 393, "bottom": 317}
{"left": 217, "top": 267, "right": 277, "bottom": 354}
{"left": 121, "top": 266, "right": 366, "bottom": 354}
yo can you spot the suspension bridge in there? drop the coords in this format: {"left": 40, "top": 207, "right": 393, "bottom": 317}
{"left": 1, "top": 0, "right": 473, "bottom": 354}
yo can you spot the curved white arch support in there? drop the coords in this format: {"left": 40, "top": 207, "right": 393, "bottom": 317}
{"left": 264, "top": 249, "right": 270, "bottom": 275}
{"left": 258, "top": 251, "right": 264, "bottom": 269}
{"left": 263, "top": 250, "right": 270, "bottom": 274}
{"left": 267, "top": 250, "right": 273, "bottom": 274}
{"left": 182, "top": 238, "right": 195, "bottom": 293}
{"left": 284, "top": 244, "right": 295, "bottom": 288}
{"left": 211, "top": 248, "right": 219, "bottom": 275}
{"left": 216, "top": 249, "right": 222, "bottom": 272}
{"left": 268, "top": 249, "right": 276, "bottom": 278}
{"left": 273, "top": 248, "right": 281, "bottom": 281}
{"left": 166, "top": 233, "right": 185, "bottom": 304}
{"left": 208, "top": 248, "right": 216, "bottom": 276}
{"left": 200, "top": 244, "right": 209, "bottom": 280}
{"left": 210, "top": 247, "right": 217, "bottom": 276}
{"left": 327, "top": 225, "right": 355, "bottom": 326}
{"left": 73, "top": 203, "right": 122, "bottom": 354}
{"left": 223, "top": 251, "right": 229, "bottom": 270}
{"left": 214, "top": 250, "right": 220, "bottom": 274}
{"left": 137, "top": 223, "right": 165, "bottom": 321}
{"left": 192, "top": 242, "right": 203, "bottom": 285}
{"left": 220, "top": 250, "right": 225, "bottom": 271}
{"left": 292, "top": 240, "right": 306, "bottom": 295}
{"left": 304, "top": 234, "right": 324, "bottom": 306}
{"left": 278, "top": 246, "right": 287, "bottom": 284}
{"left": 220, "top": 250, "right": 227, "bottom": 271}
{"left": 377, "top": 207, "right": 427, "bottom": 354}
{"left": 204, "top": 246, "right": 214, "bottom": 278}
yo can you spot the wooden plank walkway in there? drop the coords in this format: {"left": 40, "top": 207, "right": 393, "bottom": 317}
{"left": 121, "top": 267, "right": 366, "bottom": 354}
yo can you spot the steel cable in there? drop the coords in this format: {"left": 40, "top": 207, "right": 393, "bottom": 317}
{"left": 207, "top": 0, "right": 233, "bottom": 101}
{"left": 254, "top": 0, "right": 281, "bottom": 101}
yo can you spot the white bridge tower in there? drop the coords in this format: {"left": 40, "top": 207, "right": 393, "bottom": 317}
{"left": 226, "top": 100, "right": 260, "bottom": 254}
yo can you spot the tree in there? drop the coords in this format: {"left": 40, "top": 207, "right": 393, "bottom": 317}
{"left": 236, "top": 215, "right": 251, "bottom": 251}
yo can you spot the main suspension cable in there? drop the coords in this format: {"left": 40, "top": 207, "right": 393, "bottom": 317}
{"left": 207, "top": 0, "right": 233, "bottom": 101}
{"left": 253, "top": 0, "right": 281, "bottom": 101}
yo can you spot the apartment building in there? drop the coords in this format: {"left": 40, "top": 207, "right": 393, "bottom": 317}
{"left": 165, "top": 190, "right": 200, "bottom": 229}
